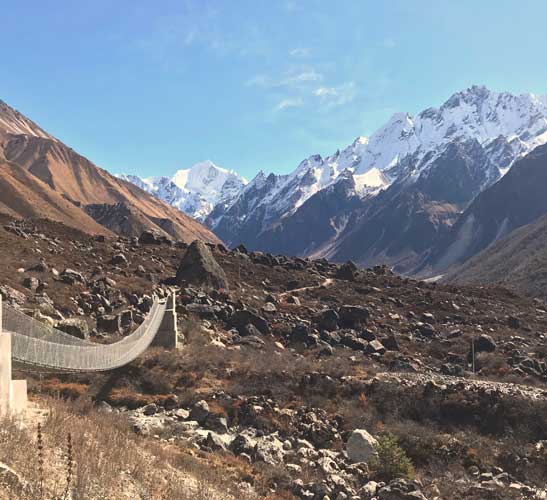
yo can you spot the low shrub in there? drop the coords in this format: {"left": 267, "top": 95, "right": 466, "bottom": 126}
{"left": 370, "top": 433, "right": 415, "bottom": 482}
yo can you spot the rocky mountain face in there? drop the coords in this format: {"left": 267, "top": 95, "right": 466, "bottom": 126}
{"left": 204, "top": 86, "right": 547, "bottom": 272}
{"left": 118, "top": 161, "right": 247, "bottom": 222}
{"left": 445, "top": 212, "right": 547, "bottom": 300}
{"left": 423, "top": 143, "right": 547, "bottom": 279}
{"left": 121, "top": 86, "right": 547, "bottom": 272}
{"left": 0, "top": 100, "right": 219, "bottom": 243}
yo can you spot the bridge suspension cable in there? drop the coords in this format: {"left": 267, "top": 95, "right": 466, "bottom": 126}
{"left": 1, "top": 296, "right": 169, "bottom": 372}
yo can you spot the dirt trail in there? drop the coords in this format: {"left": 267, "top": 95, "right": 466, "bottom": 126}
{"left": 279, "top": 277, "right": 334, "bottom": 297}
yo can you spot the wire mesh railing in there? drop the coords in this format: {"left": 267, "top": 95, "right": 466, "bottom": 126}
{"left": 1, "top": 296, "right": 168, "bottom": 372}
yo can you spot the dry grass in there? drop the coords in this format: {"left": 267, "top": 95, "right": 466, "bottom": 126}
{"left": 0, "top": 397, "right": 255, "bottom": 500}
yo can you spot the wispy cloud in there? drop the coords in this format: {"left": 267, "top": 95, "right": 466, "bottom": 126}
{"left": 314, "top": 82, "right": 356, "bottom": 108}
{"left": 281, "top": 70, "right": 322, "bottom": 86}
{"left": 289, "top": 47, "right": 311, "bottom": 58}
{"left": 275, "top": 98, "right": 304, "bottom": 111}
{"left": 314, "top": 86, "right": 337, "bottom": 97}
{"left": 246, "top": 69, "right": 323, "bottom": 88}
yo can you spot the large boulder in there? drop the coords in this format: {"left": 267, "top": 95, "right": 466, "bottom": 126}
{"left": 346, "top": 429, "right": 378, "bottom": 463}
{"left": 474, "top": 334, "right": 497, "bottom": 353}
{"left": 175, "top": 240, "right": 229, "bottom": 292}
{"left": 336, "top": 261, "right": 360, "bottom": 281}
{"left": 97, "top": 314, "right": 122, "bottom": 334}
{"left": 315, "top": 309, "right": 339, "bottom": 331}
{"left": 56, "top": 318, "right": 90, "bottom": 340}
{"left": 189, "top": 400, "right": 210, "bottom": 424}
{"left": 338, "top": 305, "right": 370, "bottom": 328}
{"left": 230, "top": 309, "right": 270, "bottom": 335}
{"left": 138, "top": 231, "right": 161, "bottom": 245}
{"left": 60, "top": 268, "right": 85, "bottom": 285}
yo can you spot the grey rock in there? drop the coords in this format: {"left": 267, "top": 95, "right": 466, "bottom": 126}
{"left": 97, "top": 314, "right": 121, "bottom": 334}
{"left": 175, "top": 240, "right": 229, "bottom": 291}
{"left": 56, "top": 317, "right": 90, "bottom": 340}
{"left": 339, "top": 305, "right": 370, "bottom": 328}
{"left": 230, "top": 309, "right": 270, "bottom": 335}
{"left": 346, "top": 429, "right": 378, "bottom": 464}
{"left": 189, "top": 400, "right": 210, "bottom": 424}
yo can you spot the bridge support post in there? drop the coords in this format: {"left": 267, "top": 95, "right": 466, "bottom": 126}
{"left": 152, "top": 290, "right": 179, "bottom": 349}
{"left": 0, "top": 295, "right": 27, "bottom": 416}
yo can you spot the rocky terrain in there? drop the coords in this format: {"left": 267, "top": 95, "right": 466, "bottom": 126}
{"left": 1, "top": 215, "right": 546, "bottom": 499}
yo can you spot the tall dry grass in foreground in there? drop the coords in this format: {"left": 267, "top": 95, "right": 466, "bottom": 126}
{"left": 0, "top": 397, "right": 251, "bottom": 500}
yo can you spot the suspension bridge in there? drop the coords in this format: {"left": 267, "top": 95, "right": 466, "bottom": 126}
{"left": 0, "top": 292, "right": 178, "bottom": 415}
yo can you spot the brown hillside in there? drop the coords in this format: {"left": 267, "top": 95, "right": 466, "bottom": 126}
{"left": 0, "top": 159, "right": 112, "bottom": 236}
{"left": 0, "top": 100, "right": 220, "bottom": 243}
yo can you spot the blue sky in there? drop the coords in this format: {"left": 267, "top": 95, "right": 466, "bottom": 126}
{"left": 2, "top": 0, "right": 547, "bottom": 179}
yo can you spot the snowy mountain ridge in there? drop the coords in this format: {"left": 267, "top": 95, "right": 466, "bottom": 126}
{"left": 121, "top": 86, "right": 547, "bottom": 252}
{"left": 118, "top": 160, "right": 247, "bottom": 221}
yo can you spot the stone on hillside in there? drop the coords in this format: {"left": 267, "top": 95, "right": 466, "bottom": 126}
{"left": 366, "top": 339, "right": 386, "bottom": 355}
{"left": 286, "top": 295, "right": 301, "bottom": 305}
{"left": 22, "top": 277, "right": 40, "bottom": 291}
{"left": 230, "top": 433, "right": 256, "bottom": 456}
{"left": 381, "top": 335, "right": 399, "bottom": 351}
{"left": 474, "top": 334, "right": 497, "bottom": 353}
{"left": 336, "top": 261, "right": 359, "bottom": 281}
{"left": 230, "top": 309, "right": 270, "bottom": 335}
{"left": 97, "top": 314, "right": 122, "bottom": 334}
{"left": 377, "top": 479, "right": 427, "bottom": 500}
{"left": 417, "top": 323, "right": 437, "bottom": 337}
{"left": 57, "top": 318, "right": 90, "bottom": 340}
{"left": 175, "top": 240, "right": 229, "bottom": 292}
{"left": 111, "top": 253, "right": 127, "bottom": 266}
{"left": 138, "top": 231, "right": 161, "bottom": 245}
{"left": 189, "top": 400, "right": 210, "bottom": 424}
{"left": 61, "top": 268, "right": 85, "bottom": 285}
{"left": 142, "top": 403, "right": 158, "bottom": 416}
{"left": 338, "top": 305, "right": 370, "bottom": 328}
{"left": 315, "top": 309, "right": 339, "bottom": 331}
{"left": 239, "top": 323, "right": 262, "bottom": 337}
{"left": 346, "top": 429, "right": 378, "bottom": 463}
{"left": 262, "top": 302, "right": 277, "bottom": 313}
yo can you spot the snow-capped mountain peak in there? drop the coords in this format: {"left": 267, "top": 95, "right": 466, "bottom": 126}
{"left": 121, "top": 86, "right": 547, "bottom": 256}
{"left": 118, "top": 160, "right": 247, "bottom": 221}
